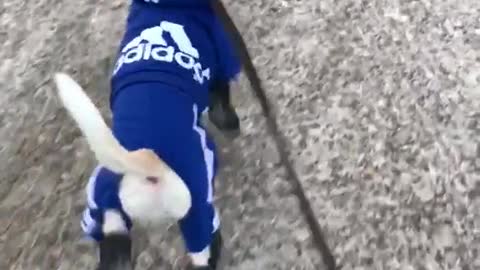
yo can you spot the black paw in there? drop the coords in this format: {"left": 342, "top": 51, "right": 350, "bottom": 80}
{"left": 97, "top": 234, "right": 132, "bottom": 270}
{"left": 186, "top": 230, "right": 223, "bottom": 270}
{"left": 208, "top": 230, "right": 223, "bottom": 269}
{"left": 186, "top": 266, "right": 213, "bottom": 270}
{"left": 208, "top": 104, "right": 240, "bottom": 132}
{"left": 208, "top": 80, "right": 240, "bottom": 134}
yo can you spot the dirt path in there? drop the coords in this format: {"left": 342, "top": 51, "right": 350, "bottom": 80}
{"left": 1, "top": 0, "right": 480, "bottom": 270}
{"left": 234, "top": 0, "right": 480, "bottom": 269}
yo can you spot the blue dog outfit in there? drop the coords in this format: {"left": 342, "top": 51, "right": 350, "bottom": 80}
{"left": 81, "top": 0, "right": 240, "bottom": 254}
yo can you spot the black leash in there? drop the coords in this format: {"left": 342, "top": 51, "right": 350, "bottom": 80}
{"left": 210, "top": 1, "right": 337, "bottom": 269}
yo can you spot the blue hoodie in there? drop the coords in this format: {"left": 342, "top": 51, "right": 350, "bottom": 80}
{"left": 110, "top": 0, "right": 241, "bottom": 111}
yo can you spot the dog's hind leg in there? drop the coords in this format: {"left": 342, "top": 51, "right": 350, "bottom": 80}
{"left": 97, "top": 210, "right": 133, "bottom": 270}
{"left": 81, "top": 167, "right": 134, "bottom": 270}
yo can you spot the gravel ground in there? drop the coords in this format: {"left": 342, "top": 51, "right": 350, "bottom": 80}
{"left": 1, "top": 0, "right": 480, "bottom": 270}
{"left": 228, "top": 0, "right": 480, "bottom": 269}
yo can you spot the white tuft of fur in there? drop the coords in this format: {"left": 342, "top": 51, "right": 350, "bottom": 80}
{"left": 119, "top": 169, "right": 192, "bottom": 226}
{"left": 189, "top": 246, "right": 211, "bottom": 267}
{"left": 102, "top": 210, "right": 128, "bottom": 234}
{"left": 53, "top": 72, "right": 192, "bottom": 223}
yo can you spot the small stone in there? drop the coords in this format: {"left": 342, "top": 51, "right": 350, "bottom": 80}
{"left": 432, "top": 225, "right": 456, "bottom": 249}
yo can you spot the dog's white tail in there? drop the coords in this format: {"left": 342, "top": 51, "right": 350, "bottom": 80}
{"left": 54, "top": 73, "right": 192, "bottom": 222}
{"left": 54, "top": 73, "right": 131, "bottom": 174}
{"left": 54, "top": 73, "right": 169, "bottom": 177}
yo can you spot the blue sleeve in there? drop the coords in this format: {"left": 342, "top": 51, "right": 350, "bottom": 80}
{"left": 211, "top": 17, "right": 242, "bottom": 82}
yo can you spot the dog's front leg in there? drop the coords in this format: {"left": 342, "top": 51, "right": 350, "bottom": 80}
{"left": 208, "top": 79, "right": 240, "bottom": 133}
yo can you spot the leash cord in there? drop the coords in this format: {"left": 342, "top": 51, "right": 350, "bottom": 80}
{"left": 210, "top": 1, "right": 337, "bottom": 269}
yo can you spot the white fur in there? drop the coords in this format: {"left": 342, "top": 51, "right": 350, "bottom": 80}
{"left": 189, "top": 246, "right": 211, "bottom": 267}
{"left": 119, "top": 170, "right": 193, "bottom": 225}
{"left": 53, "top": 73, "right": 129, "bottom": 174}
{"left": 102, "top": 210, "right": 128, "bottom": 234}
{"left": 53, "top": 73, "right": 192, "bottom": 226}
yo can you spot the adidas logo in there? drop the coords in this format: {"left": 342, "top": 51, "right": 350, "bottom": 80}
{"left": 113, "top": 21, "right": 211, "bottom": 84}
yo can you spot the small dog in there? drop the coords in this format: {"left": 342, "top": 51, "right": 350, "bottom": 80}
{"left": 54, "top": 1, "right": 246, "bottom": 269}
{"left": 54, "top": 73, "right": 193, "bottom": 269}
{"left": 54, "top": 73, "right": 192, "bottom": 224}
